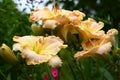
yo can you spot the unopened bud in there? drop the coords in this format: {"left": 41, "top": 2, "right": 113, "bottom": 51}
{"left": 0, "top": 44, "right": 19, "bottom": 64}
{"left": 31, "top": 24, "right": 40, "bottom": 34}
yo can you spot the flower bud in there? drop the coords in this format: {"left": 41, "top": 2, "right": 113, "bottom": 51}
{"left": 31, "top": 24, "right": 40, "bottom": 34}
{"left": 0, "top": 44, "right": 19, "bottom": 64}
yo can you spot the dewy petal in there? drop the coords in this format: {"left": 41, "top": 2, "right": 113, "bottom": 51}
{"left": 22, "top": 48, "right": 51, "bottom": 65}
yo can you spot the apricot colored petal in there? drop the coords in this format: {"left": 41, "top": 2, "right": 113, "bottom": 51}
{"left": 13, "top": 43, "right": 22, "bottom": 51}
{"left": 48, "top": 55, "right": 62, "bottom": 68}
{"left": 13, "top": 36, "right": 40, "bottom": 49}
{"left": 69, "top": 10, "right": 85, "bottom": 22}
{"left": 29, "top": 8, "right": 53, "bottom": 22}
{"left": 106, "top": 29, "right": 118, "bottom": 44}
{"left": 75, "top": 26, "right": 93, "bottom": 41}
{"left": 22, "top": 48, "right": 51, "bottom": 65}
{"left": 96, "top": 42, "right": 112, "bottom": 54}
{"left": 43, "top": 20, "right": 59, "bottom": 29}
{"left": 40, "top": 36, "right": 67, "bottom": 55}
{"left": 81, "top": 18, "right": 104, "bottom": 33}
{"left": 59, "top": 24, "right": 77, "bottom": 41}
{"left": 74, "top": 47, "right": 98, "bottom": 60}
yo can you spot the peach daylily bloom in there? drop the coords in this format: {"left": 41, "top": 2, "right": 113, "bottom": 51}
{"left": 29, "top": 7, "right": 85, "bottom": 29}
{"left": 13, "top": 36, "right": 67, "bottom": 65}
{"left": 75, "top": 18, "right": 104, "bottom": 41}
{"left": 74, "top": 29, "right": 118, "bottom": 60}
{"left": 29, "top": 7, "right": 85, "bottom": 41}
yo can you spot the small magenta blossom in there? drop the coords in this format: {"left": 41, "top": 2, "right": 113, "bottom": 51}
{"left": 44, "top": 74, "right": 49, "bottom": 80}
{"left": 51, "top": 68, "right": 58, "bottom": 80}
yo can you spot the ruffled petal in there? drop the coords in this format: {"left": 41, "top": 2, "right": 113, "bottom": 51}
{"left": 29, "top": 7, "right": 53, "bottom": 22}
{"left": 74, "top": 47, "right": 98, "bottom": 60}
{"left": 22, "top": 48, "right": 51, "bottom": 65}
{"left": 39, "top": 36, "right": 67, "bottom": 55}
{"left": 48, "top": 55, "right": 62, "bottom": 68}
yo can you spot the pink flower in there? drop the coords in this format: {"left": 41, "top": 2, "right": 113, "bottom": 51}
{"left": 51, "top": 68, "right": 58, "bottom": 80}
{"left": 44, "top": 74, "right": 49, "bottom": 80}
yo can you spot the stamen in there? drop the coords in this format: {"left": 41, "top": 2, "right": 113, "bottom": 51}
{"left": 88, "top": 39, "right": 95, "bottom": 47}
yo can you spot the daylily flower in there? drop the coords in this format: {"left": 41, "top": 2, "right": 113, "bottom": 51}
{"left": 75, "top": 18, "right": 104, "bottom": 41}
{"left": 29, "top": 7, "right": 85, "bottom": 29}
{"left": 74, "top": 28, "right": 118, "bottom": 60}
{"left": 29, "top": 6, "right": 85, "bottom": 40}
{"left": 13, "top": 36, "right": 67, "bottom": 65}
{"left": 29, "top": 7, "right": 85, "bottom": 25}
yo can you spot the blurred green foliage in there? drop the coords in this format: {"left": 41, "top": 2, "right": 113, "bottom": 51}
{"left": 0, "top": 0, "right": 120, "bottom": 80}
{"left": 0, "top": 0, "right": 31, "bottom": 46}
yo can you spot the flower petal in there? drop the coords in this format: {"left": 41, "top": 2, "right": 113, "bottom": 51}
{"left": 22, "top": 48, "right": 51, "bottom": 65}
{"left": 29, "top": 8, "right": 53, "bottom": 22}
{"left": 74, "top": 47, "right": 98, "bottom": 60}
{"left": 39, "top": 36, "right": 67, "bottom": 55}
{"left": 43, "top": 20, "right": 59, "bottom": 29}
{"left": 96, "top": 42, "right": 112, "bottom": 54}
{"left": 48, "top": 55, "right": 62, "bottom": 68}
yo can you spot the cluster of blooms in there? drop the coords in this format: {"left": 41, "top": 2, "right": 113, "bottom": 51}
{"left": 29, "top": 6, "right": 118, "bottom": 61}
{"left": 0, "top": 5, "right": 118, "bottom": 69}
